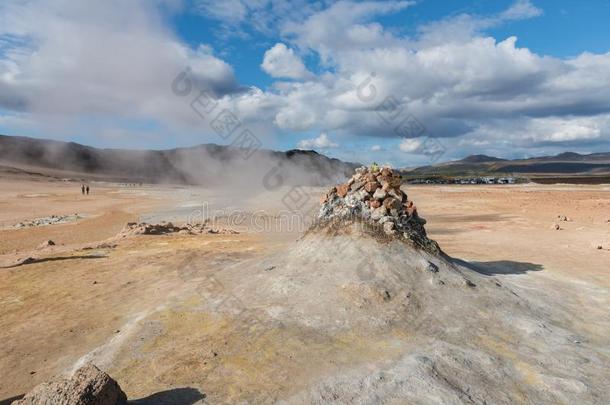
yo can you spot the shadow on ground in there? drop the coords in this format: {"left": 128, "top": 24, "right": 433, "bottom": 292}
{"left": 129, "top": 387, "right": 205, "bottom": 405}
{"left": 0, "top": 394, "right": 24, "bottom": 405}
{"left": 454, "top": 259, "right": 544, "bottom": 276}
{"left": 2, "top": 254, "right": 106, "bottom": 269}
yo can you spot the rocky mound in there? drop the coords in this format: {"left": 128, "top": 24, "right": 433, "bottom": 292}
{"left": 186, "top": 168, "right": 608, "bottom": 403}
{"left": 117, "top": 222, "right": 239, "bottom": 237}
{"left": 317, "top": 165, "right": 439, "bottom": 253}
{"left": 204, "top": 216, "right": 608, "bottom": 404}
{"left": 14, "top": 364, "right": 127, "bottom": 405}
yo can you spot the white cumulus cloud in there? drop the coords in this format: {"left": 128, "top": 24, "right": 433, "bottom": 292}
{"left": 297, "top": 133, "right": 339, "bottom": 149}
{"left": 261, "top": 43, "right": 312, "bottom": 80}
{"left": 399, "top": 138, "right": 423, "bottom": 153}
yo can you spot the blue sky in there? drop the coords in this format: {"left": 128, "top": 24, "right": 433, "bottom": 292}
{"left": 175, "top": 1, "right": 610, "bottom": 88}
{"left": 1, "top": 0, "right": 610, "bottom": 166}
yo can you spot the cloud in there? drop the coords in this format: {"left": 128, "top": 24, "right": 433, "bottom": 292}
{"left": 191, "top": 0, "right": 326, "bottom": 38}
{"left": 2, "top": 0, "right": 610, "bottom": 163}
{"left": 500, "top": 0, "right": 543, "bottom": 20}
{"left": 417, "top": 0, "right": 543, "bottom": 46}
{"left": 470, "top": 115, "right": 608, "bottom": 146}
{"left": 297, "top": 132, "right": 339, "bottom": 149}
{"left": 0, "top": 0, "right": 238, "bottom": 127}
{"left": 192, "top": 0, "right": 248, "bottom": 23}
{"left": 283, "top": 1, "right": 413, "bottom": 63}
{"left": 261, "top": 43, "right": 312, "bottom": 79}
{"left": 370, "top": 145, "right": 383, "bottom": 151}
{"left": 398, "top": 138, "right": 423, "bottom": 153}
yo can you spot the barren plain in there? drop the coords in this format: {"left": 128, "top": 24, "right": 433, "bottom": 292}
{"left": 1, "top": 173, "right": 609, "bottom": 404}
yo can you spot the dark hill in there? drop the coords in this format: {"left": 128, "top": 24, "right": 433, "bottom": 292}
{"left": 0, "top": 134, "right": 357, "bottom": 187}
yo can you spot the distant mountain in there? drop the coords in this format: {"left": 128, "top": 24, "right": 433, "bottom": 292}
{"left": 0, "top": 134, "right": 358, "bottom": 187}
{"left": 458, "top": 154, "right": 507, "bottom": 164}
{"left": 407, "top": 151, "right": 610, "bottom": 179}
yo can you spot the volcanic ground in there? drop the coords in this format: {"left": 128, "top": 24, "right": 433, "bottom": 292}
{"left": 1, "top": 168, "right": 609, "bottom": 404}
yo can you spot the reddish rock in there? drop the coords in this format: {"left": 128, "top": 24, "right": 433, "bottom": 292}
{"left": 336, "top": 184, "right": 349, "bottom": 198}
{"left": 380, "top": 167, "right": 392, "bottom": 177}
{"left": 383, "top": 197, "right": 400, "bottom": 210}
{"left": 370, "top": 200, "right": 381, "bottom": 209}
{"left": 364, "top": 181, "right": 381, "bottom": 193}
{"left": 389, "top": 175, "right": 402, "bottom": 188}
{"left": 388, "top": 188, "right": 405, "bottom": 201}
{"left": 377, "top": 174, "right": 391, "bottom": 184}
{"left": 364, "top": 173, "right": 375, "bottom": 182}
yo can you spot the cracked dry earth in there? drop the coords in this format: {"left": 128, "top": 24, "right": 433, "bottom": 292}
{"left": 1, "top": 177, "right": 609, "bottom": 404}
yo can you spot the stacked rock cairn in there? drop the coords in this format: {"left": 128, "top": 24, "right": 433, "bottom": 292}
{"left": 317, "top": 165, "right": 440, "bottom": 253}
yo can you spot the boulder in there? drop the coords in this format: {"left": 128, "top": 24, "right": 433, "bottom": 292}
{"left": 320, "top": 187, "right": 336, "bottom": 204}
{"left": 364, "top": 181, "right": 380, "bottom": 193}
{"left": 336, "top": 184, "right": 349, "bottom": 198}
{"left": 389, "top": 175, "right": 402, "bottom": 188}
{"left": 350, "top": 181, "right": 365, "bottom": 191}
{"left": 382, "top": 197, "right": 400, "bottom": 210}
{"left": 36, "top": 240, "right": 56, "bottom": 250}
{"left": 316, "top": 165, "right": 438, "bottom": 253}
{"left": 355, "top": 189, "right": 371, "bottom": 201}
{"left": 365, "top": 173, "right": 377, "bottom": 183}
{"left": 371, "top": 206, "right": 388, "bottom": 221}
{"left": 370, "top": 200, "right": 382, "bottom": 209}
{"left": 355, "top": 166, "right": 368, "bottom": 175}
{"left": 383, "top": 221, "right": 396, "bottom": 235}
{"left": 388, "top": 189, "right": 405, "bottom": 201}
{"left": 15, "top": 364, "right": 127, "bottom": 405}
{"left": 380, "top": 167, "right": 392, "bottom": 177}
{"left": 378, "top": 216, "right": 392, "bottom": 224}
{"left": 372, "top": 188, "right": 387, "bottom": 200}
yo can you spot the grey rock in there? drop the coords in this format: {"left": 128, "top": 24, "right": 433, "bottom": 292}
{"left": 351, "top": 181, "right": 365, "bottom": 191}
{"left": 355, "top": 189, "right": 370, "bottom": 201}
{"left": 388, "top": 189, "right": 403, "bottom": 201}
{"left": 373, "top": 188, "right": 387, "bottom": 200}
{"left": 378, "top": 216, "right": 392, "bottom": 224}
{"left": 383, "top": 221, "right": 396, "bottom": 235}
{"left": 371, "top": 206, "right": 388, "bottom": 221}
{"left": 15, "top": 364, "right": 127, "bottom": 405}
{"left": 344, "top": 194, "right": 361, "bottom": 208}
{"left": 355, "top": 166, "right": 368, "bottom": 175}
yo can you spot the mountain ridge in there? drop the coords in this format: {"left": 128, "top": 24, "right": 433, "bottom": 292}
{"left": 406, "top": 150, "right": 610, "bottom": 179}
{"left": 0, "top": 134, "right": 358, "bottom": 186}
